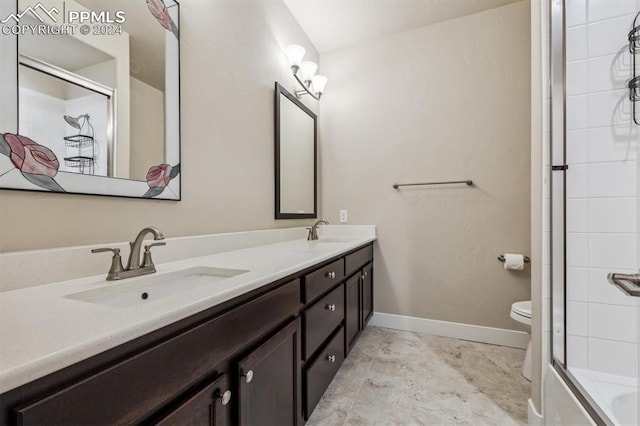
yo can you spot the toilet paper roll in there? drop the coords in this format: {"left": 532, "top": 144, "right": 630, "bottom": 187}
{"left": 503, "top": 253, "right": 525, "bottom": 271}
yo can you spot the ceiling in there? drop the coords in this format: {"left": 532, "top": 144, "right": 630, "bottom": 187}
{"left": 283, "top": 0, "right": 523, "bottom": 53}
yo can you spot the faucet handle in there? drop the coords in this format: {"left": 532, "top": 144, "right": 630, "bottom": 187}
{"left": 91, "top": 247, "right": 120, "bottom": 255}
{"left": 91, "top": 248, "right": 125, "bottom": 280}
{"left": 142, "top": 242, "right": 166, "bottom": 269}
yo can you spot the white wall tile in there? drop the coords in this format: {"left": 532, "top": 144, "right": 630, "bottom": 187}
{"left": 588, "top": 233, "right": 638, "bottom": 269}
{"left": 567, "top": 129, "right": 589, "bottom": 164}
{"left": 566, "top": 164, "right": 589, "bottom": 198}
{"left": 588, "top": 267, "right": 638, "bottom": 306}
{"left": 567, "top": 301, "right": 589, "bottom": 336}
{"left": 566, "top": 0, "right": 588, "bottom": 27}
{"left": 567, "top": 95, "right": 589, "bottom": 130}
{"left": 588, "top": 303, "right": 638, "bottom": 342}
{"left": 567, "top": 233, "right": 589, "bottom": 267}
{"left": 588, "top": 53, "right": 632, "bottom": 92}
{"left": 567, "top": 335, "right": 588, "bottom": 368}
{"left": 567, "top": 61, "right": 588, "bottom": 95}
{"left": 567, "top": 198, "right": 589, "bottom": 232}
{"left": 588, "top": 0, "right": 637, "bottom": 23}
{"left": 567, "top": 26, "right": 588, "bottom": 61}
{"left": 588, "top": 198, "right": 638, "bottom": 233}
{"left": 588, "top": 161, "right": 637, "bottom": 197}
{"left": 567, "top": 267, "right": 589, "bottom": 301}
{"left": 588, "top": 126, "right": 638, "bottom": 163}
{"left": 588, "top": 89, "right": 631, "bottom": 128}
{"left": 587, "top": 16, "right": 631, "bottom": 57}
{"left": 588, "top": 338, "right": 638, "bottom": 376}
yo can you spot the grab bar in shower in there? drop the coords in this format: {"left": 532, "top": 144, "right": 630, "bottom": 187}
{"left": 608, "top": 273, "right": 640, "bottom": 297}
{"left": 392, "top": 180, "right": 473, "bottom": 189}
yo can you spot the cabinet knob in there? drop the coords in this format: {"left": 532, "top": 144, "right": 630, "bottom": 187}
{"left": 327, "top": 355, "right": 336, "bottom": 363}
{"left": 325, "top": 304, "right": 336, "bottom": 312}
{"left": 326, "top": 271, "right": 336, "bottom": 279}
{"left": 364, "top": 271, "right": 368, "bottom": 277}
{"left": 242, "top": 370, "right": 254, "bottom": 383}
{"left": 216, "top": 389, "right": 232, "bottom": 405}
{"left": 361, "top": 274, "right": 365, "bottom": 280}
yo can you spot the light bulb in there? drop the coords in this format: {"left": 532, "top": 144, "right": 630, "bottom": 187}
{"left": 312, "top": 75, "right": 328, "bottom": 95}
{"left": 284, "top": 44, "right": 306, "bottom": 72}
{"left": 299, "top": 61, "right": 318, "bottom": 84}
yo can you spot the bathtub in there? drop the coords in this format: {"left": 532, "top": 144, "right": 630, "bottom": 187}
{"left": 571, "top": 368, "right": 638, "bottom": 426}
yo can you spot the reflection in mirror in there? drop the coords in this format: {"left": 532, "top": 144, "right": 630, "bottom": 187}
{"left": 0, "top": 0, "right": 180, "bottom": 199}
{"left": 275, "top": 82, "right": 317, "bottom": 219}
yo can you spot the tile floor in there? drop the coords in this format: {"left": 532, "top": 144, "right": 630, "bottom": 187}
{"left": 307, "top": 326, "right": 530, "bottom": 426}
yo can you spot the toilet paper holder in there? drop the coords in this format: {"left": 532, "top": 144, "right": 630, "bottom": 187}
{"left": 498, "top": 254, "right": 530, "bottom": 263}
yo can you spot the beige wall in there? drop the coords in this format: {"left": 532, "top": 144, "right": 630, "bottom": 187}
{"left": 0, "top": 0, "right": 319, "bottom": 253}
{"left": 320, "top": 1, "right": 531, "bottom": 330}
{"left": 130, "top": 77, "right": 165, "bottom": 181}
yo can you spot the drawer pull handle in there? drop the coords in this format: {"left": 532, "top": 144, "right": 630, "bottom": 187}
{"left": 326, "top": 304, "right": 336, "bottom": 312}
{"left": 326, "top": 271, "right": 336, "bottom": 279}
{"left": 327, "top": 355, "right": 336, "bottom": 363}
{"left": 216, "top": 389, "right": 232, "bottom": 405}
{"left": 242, "top": 370, "right": 254, "bottom": 383}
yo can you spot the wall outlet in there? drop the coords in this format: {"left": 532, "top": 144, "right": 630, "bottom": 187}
{"left": 339, "top": 210, "right": 348, "bottom": 223}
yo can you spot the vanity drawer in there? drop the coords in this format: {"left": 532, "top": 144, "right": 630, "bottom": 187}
{"left": 345, "top": 244, "right": 373, "bottom": 278}
{"left": 14, "top": 280, "right": 300, "bottom": 426}
{"left": 304, "top": 259, "right": 344, "bottom": 303}
{"left": 304, "top": 326, "right": 345, "bottom": 419}
{"left": 303, "top": 284, "right": 344, "bottom": 359}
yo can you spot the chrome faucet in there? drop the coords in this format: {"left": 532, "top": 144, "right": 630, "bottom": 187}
{"left": 92, "top": 227, "right": 166, "bottom": 281}
{"left": 307, "top": 220, "right": 329, "bottom": 241}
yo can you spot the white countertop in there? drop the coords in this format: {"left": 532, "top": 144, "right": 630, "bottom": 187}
{"left": 0, "top": 233, "right": 376, "bottom": 394}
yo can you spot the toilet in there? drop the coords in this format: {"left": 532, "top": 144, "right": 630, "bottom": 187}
{"left": 510, "top": 300, "right": 532, "bottom": 381}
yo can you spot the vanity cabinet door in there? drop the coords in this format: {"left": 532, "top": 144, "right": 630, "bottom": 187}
{"left": 345, "top": 274, "right": 361, "bottom": 354}
{"left": 154, "top": 374, "right": 231, "bottom": 426}
{"left": 236, "top": 318, "right": 301, "bottom": 426}
{"left": 361, "top": 263, "right": 373, "bottom": 326}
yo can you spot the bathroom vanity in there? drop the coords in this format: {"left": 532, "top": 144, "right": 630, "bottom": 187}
{"left": 0, "top": 235, "right": 374, "bottom": 425}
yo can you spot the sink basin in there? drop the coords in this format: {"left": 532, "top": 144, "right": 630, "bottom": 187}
{"left": 314, "top": 238, "right": 353, "bottom": 243}
{"left": 66, "top": 267, "right": 249, "bottom": 308}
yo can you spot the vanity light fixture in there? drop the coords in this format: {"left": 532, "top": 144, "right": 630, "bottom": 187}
{"left": 284, "top": 44, "right": 328, "bottom": 100}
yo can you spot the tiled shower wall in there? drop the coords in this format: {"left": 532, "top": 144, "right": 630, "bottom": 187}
{"left": 564, "top": 0, "right": 639, "bottom": 378}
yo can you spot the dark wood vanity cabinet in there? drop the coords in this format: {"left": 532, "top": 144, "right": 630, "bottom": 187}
{"left": 236, "top": 319, "right": 301, "bottom": 426}
{"left": 154, "top": 374, "right": 231, "bottom": 426}
{"left": 0, "top": 243, "right": 374, "bottom": 426}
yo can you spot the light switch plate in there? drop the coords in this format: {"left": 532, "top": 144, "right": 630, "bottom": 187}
{"left": 339, "top": 210, "right": 348, "bottom": 223}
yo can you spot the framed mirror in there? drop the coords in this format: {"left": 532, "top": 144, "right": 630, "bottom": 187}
{"left": 0, "top": 0, "right": 181, "bottom": 199}
{"left": 274, "top": 82, "right": 317, "bottom": 219}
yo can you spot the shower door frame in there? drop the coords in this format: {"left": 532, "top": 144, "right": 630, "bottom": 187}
{"left": 549, "top": 1, "right": 639, "bottom": 425}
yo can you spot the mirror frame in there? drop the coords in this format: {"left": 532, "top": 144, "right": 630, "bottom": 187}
{"left": 0, "top": 0, "right": 181, "bottom": 201}
{"left": 274, "top": 82, "right": 317, "bottom": 220}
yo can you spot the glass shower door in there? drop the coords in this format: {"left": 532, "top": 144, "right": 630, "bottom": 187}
{"left": 552, "top": 1, "right": 640, "bottom": 424}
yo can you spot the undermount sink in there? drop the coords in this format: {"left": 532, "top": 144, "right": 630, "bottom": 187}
{"left": 66, "top": 266, "right": 249, "bottom": 308}
{"left": 314, "top": 238, "right": 353, "bottom": 243}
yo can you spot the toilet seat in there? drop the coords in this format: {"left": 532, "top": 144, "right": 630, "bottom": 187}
{"left": 510, "top": 301, "right": 532, "bottom": 326}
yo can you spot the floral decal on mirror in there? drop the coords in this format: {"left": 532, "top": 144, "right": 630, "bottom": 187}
{"left": 146, "top": 0, "right": 179, "bottom": 40}
{"left": 0, "top": 133, "right": 65, "bottom": 192}
{"left": 143, "top": 163, "right": 180, "bottom": 198}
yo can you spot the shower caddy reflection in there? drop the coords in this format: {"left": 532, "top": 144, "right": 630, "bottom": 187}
{"left": 63, "top": 114, "right": 96, "bottom": 175}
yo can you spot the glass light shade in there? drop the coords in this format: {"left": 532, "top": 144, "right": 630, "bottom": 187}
{"left": 284, "top": 44, "right": 306, "bottom": 68}
{"left": 312, "top": 75, "right": 328, "bottom": 94}
{"left": 299, "top": 61, "right": 318, "bottom": 83}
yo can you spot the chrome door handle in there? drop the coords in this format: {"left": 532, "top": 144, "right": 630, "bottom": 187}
{"left": 326, "top": 271, "right": 336, "bottom": 279}
{"left": 327, "top": 355, "right": 336, "bottom": 363}
{"left": 608, "top": 273, "right": 640, "bottom": 297}
{"left": 325, "top": 304, "right": 336, "bottom": 312}
{"left": 215, "top": 389, "right": 232, "bottom": 405}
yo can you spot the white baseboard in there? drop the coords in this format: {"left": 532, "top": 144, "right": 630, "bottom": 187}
{"left": 528, "top": 398, "right": 543, "bottom": 426}
{"left": 368, "top": 312, "right": 529, "bottom": 349}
